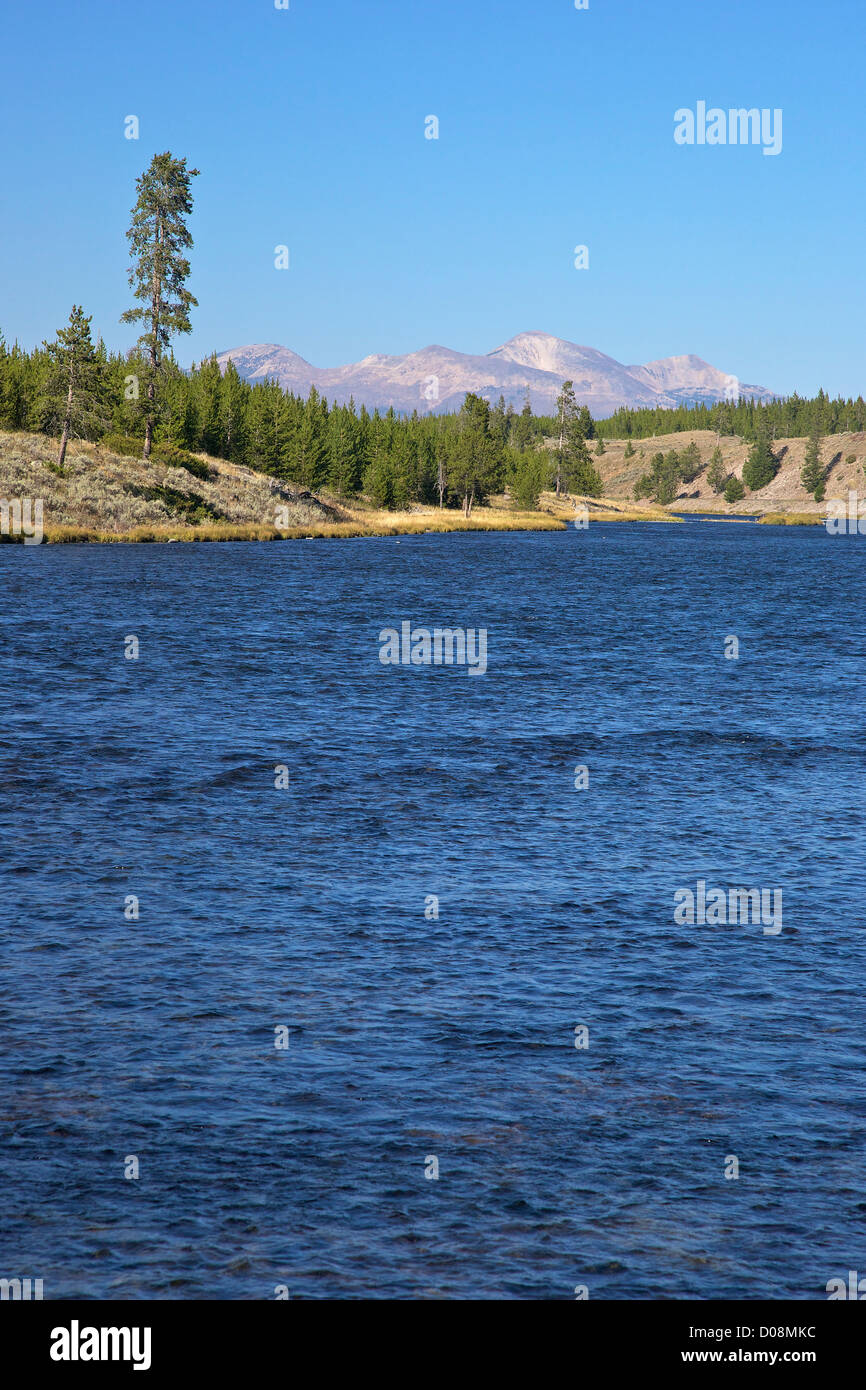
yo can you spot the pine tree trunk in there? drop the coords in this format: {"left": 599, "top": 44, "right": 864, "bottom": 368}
{"left": 556, "top": 399, "right": 566, "bottom": 497}
{"left": 144, "top": 395, "right": 154, "bottom": 459}
{"left": 143, "top": 330, "right": 157, "bottom": 458}
{"left": 144, "top": 224, "right": 162, "bottom": 461}
{"left": 58, "top": 380, "right": 74, "bottom": 469}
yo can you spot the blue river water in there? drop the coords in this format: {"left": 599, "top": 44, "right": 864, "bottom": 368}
{"left": 1, "top": 519, "right": 865, "bottom": 1299}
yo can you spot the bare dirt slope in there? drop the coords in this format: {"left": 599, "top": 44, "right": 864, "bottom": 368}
{"left": 584, "top": 430, "right": 866, "bottom": 514}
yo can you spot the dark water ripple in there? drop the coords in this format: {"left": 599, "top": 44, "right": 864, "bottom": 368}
{"left": 1, "top": 521, "right": 865, "bottom": 1298}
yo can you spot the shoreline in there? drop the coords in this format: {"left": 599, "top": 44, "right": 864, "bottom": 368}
{"left": 3, "top": 513, "right": 570, "bottom": 545}
{"left": 0, "top": 505, "right": 833, "bottom": 544}
{"left": 1, "top": 508, "right": 837, "bottom": 543}
{"left": 0, "top": 427, "right": 844, "bottom": 542}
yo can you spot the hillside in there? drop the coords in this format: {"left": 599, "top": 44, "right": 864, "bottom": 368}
{"left": 0, "top": 431, "right": 574, "bottom": 541}
{"left": 581, "top": 429, "right": 866, "bottom": 515}
{"left": 0, "top": 430, "right": 337, "bottom": 539}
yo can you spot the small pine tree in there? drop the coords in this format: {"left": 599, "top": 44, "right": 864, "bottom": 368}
{"left": 41, "top": 306, "right": 106, "bottom": 467}
{"left": 219, "top": 360, "right": 248, "bottom": 462}
{"left": 624, "top": 438, "right": 635, "bottom": 458}
{"left": 595, "top": 437, "right": 605, "bottom": 455}
{"left": 679, "top": 440, "right": 702, "bottom": 482}
{"left": 508, "top": 448, "right": 546, "bottom": 510}
{"left": 363, "top": 449, "right": 394, "bottom": 508}
{"left": 742, "top": 426, "right": 778, "bottom": 491}
{"left": 512, "top": 391, "right": 534, "bottom": 450}
{"left": 194, "top": 355, "right": 222, "bottom": 456}
{"left": 449, "top": 393, "right": 504, "bottom": 516}
{"left": 635, "top": 451, "right": 679, "bottom": 505}
{"left": 706, "top": 446, "right": 727, "bottom": 494}
{"left": 801, "top": 422, "right": 824, "bottom": 496}
{"left": 293, "top": 387, "right": 327, "bottom": 489}
{"left": 724, "top": 474, "right": 746, "bottom": 503}
{"left": 656, "top": 453, "right": 679, "bottom": 505}
{"left": 569, "top": 434, "right": 603, "bottom": 497}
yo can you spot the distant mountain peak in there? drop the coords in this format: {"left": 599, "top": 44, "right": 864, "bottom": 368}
{"left": 216, "top": 333, "right": 774, "bottom": 417}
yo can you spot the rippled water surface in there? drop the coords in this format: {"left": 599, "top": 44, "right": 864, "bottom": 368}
{"left": 1, "top": 521, "right": 865, "bottom": 1299}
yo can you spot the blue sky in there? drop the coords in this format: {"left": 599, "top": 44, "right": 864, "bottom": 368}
{"left": 1, "top": 0, "right": 864, "bottom": 397}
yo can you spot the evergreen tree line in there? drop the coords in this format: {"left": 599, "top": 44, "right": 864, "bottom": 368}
{"left": 598, "top": 388, "right": 866, "bottom": 444}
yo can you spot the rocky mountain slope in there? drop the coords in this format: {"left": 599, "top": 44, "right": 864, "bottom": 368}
{"left": 217, "top": 330, "right": 774, "bottom": 418}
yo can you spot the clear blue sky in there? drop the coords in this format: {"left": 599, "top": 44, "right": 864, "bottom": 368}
{"left": 1, "top": 0, "right": 863, "bottom": 397}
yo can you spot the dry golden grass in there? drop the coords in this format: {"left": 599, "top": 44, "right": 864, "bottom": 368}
{"left": 41, "top": 511, "right": 567, "bottom": 544}
{"left": 44, "top": 522, "right": 284, "bottom": 544}
{"left": 0, "top": 429, "right": 335, "bottom": 536}
{"left": 339, "top": 505, "right": 565, "bottom": 535}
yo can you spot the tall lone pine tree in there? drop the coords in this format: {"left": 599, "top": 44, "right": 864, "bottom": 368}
{"left": 121, "top": 152, "right": 199, "bottom": 458}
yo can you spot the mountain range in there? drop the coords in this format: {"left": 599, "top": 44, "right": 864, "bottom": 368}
{"left": 216, "top": 331, "right": 774, "bottom": 418}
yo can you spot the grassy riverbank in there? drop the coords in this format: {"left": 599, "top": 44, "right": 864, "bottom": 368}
{"left": 0, "top": 429, "right": 680, "bottom": 542}
{"left": 35, "top": 513, "right": 568, "bottom": 544}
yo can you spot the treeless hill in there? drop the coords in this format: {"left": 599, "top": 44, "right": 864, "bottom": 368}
{"left": 579, "top": 430, "right": 866, "bottom": 514}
